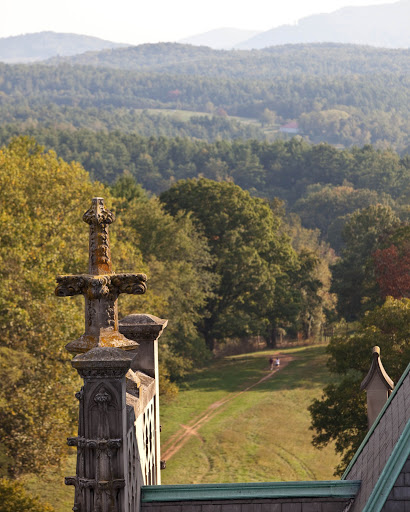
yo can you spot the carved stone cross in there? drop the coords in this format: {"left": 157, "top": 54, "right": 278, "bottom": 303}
{"left": 55, "top": 197, "right": 147, "bottom": 354}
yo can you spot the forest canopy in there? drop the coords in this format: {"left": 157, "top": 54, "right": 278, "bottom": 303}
{"left": 1, "top": 42, "right": 410, "bottom": 150}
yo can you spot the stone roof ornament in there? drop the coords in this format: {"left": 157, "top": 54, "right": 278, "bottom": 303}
{"left": 361, "top": 346, "right": 394, "bottom": 429}
{"left": 55, "top": 197, "right": 147, "bottom": 354}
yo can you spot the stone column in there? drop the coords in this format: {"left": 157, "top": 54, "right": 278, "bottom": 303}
{"left": 66, "top": 347, "right": 134, "bottom": 512}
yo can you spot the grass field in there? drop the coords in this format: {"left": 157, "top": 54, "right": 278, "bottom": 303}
{"left": 21, "top": 344, "right": 339, "bottom": 510}
{"left": 134, "top": 107, "right": 280, "bottom": 138}
{"left": 160, "top": 345, "right": 340, "bottom": 484}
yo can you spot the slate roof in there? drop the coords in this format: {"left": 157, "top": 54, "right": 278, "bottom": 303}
{"left": 141, "top": 362, "right": 410, "bottom": 512}
{"left": 343, "top": 362, "right": 410, "bottom": 512}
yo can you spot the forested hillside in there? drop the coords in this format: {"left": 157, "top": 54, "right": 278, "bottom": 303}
{"left": 47, "top": 43, "right": 410, "bottom": 76}
{"left": 0, "top": 128, "right": 407, "bottom": 250}
{"left": 1, "top": 43, "right": 410, "bottom": 149}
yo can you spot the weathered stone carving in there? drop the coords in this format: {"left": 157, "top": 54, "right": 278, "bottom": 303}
{"left": 83, "top": 197, "right": 115, "bottom": 275}
{"left": 59, "top": 199, "right": 166, "bottom": 512}
{"left": 66, "top": 347, "right": 132, "bottom": 512}
{"left": 55, "top": 198, "right": 147, "bottom": 354}
{"left": 55, "top": 274, "right": 147, "bottom": 300}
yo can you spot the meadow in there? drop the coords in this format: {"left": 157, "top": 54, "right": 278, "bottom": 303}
{"left": 160, "top": 345, "right": 340, "bottom": 484}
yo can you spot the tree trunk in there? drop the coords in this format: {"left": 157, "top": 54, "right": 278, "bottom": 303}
{"left": 204, "top": 332, "right": 215, "bottom": 352}
{"left": 265, "top": 326, "right": 277, "bottom": 348}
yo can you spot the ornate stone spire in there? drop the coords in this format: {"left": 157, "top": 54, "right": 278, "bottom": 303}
{"left": 55, "top": 198, "right": 147, "bottom": 354}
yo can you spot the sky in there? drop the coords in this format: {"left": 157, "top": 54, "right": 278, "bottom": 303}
{"left": 2, "top": 0, "right": 400, "bottom": 45}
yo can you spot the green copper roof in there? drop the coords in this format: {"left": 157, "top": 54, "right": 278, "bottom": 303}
{"left": 141, "top": 480, "right": 360, "bottom": 502}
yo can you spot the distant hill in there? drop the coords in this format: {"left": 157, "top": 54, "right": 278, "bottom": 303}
{"left": 179, "top": 28, "right": 261, "bottom": 49}
{"left": 47, "top": 42, "right": 225, "bottom": 70}
{"left": 47, "top": 42, "right": 410, "bottom": 77}
{"left": 0, "top": 31, "right": 127, "bottom": 63}
{"left": 237, "top": 0, "right": 410, "bottom": 49}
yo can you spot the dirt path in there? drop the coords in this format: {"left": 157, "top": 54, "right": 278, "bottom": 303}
{"left": 161, "top": 353, "right": 293, "bottom": 461}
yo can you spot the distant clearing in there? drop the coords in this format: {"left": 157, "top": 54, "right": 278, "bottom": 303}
{"left": 133, "top": 108, "right": 279, "bottom": 137}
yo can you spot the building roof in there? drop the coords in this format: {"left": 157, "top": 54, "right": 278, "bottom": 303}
{"left": 280, "top": 121, "right": 299, "bottom": 130}
{"left": 142, "top": 480, "right": 360, "bottom": 502}
{"left": 141, "top": 360, "right": 410, "bottom": 512}
{"left": 343, "top": 362, "right": 410, "bottom": 512}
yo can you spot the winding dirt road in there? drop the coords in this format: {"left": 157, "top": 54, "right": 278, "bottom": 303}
{"left": 161, "top": 353, "right": 293, "bottom": 461}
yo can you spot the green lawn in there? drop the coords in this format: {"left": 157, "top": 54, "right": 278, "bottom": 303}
{"left": 134, "top": 107, "right": 279, "bottom": 136}
{"left": 134, "top": 108, "right": 212, "bottom": 121}
{"left": 20, "top": 454, "right": 75, "bottom": 512}
{"left": 160, "top": 345, "right": 340, "bottom": 484}
{"left": 21, "top": 344, "right": 339, "bottom": 510}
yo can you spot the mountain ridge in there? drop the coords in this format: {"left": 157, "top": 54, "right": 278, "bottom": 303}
{"left": 0, "top": 31, "right": 128, "bottom": 63}
{"left": 236, "top": 0, "right": 410, "bottom": 49}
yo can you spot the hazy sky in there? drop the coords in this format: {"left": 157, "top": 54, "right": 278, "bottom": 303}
{"left": 3, "top": 0, "right": 400, "bottom": 45}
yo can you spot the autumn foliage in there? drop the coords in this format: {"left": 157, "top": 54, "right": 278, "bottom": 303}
{"left": 374, "top": 243, "right": 410, "bottom": 299}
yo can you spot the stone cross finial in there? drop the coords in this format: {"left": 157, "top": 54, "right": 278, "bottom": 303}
{"left": 55, "top": 198, "right": 147, "bottom": 354}
{"left": 83, "top": 197, "right": 115, "bottom": 275}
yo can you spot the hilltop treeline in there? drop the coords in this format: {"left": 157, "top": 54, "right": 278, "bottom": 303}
{"left": 48, "top": 43, "right": 410, "bottom": 77}
{"left": 9, "top": 62, "right": 409, "bottom": 117}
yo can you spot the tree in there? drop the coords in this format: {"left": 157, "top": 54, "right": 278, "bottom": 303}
{"left": 160, "top": 178, "right": 297, "bottom": 351}
{"left": 373, "top": 224, "right": 410, "bottom": 299}
{"left": 309, "top": 297, "right": 410, "bottom": 475}
{"left": 330, "top": 204, "right": 400, "bottom": 321}
{"left": 0, "top": 478, "right": 54, "bottom": 512}
{"left": 293, "top": 184, "right": 391, "bottom": 250}
{"left": 266, "top": 249, "right": 323, "bottom": 344}
{"left": 0, "top": 137, "right": 106, "bottom": 476}
{"left": 110, "top": 173, "right": 213, "bottom": 389}
{"left": 259, "top": 108, "right": 276, "bottom": 126}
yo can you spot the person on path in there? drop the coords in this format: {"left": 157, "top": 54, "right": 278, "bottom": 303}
{"left": 275, "top": 357, "right": 280, "bottom": 368}
{"left": 269, "top": 356, "right": 274, "bottom": 370}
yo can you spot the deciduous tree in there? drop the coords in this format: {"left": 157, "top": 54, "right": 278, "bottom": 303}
{"left": 309, "top": 297, "right": 410, "bottom": 475}
{"left": 330, "top": 204, "right": 399, "bottom": 320}
{"left": 0, "top": 137, "right": 106, "bottom": 475}
{"left": 161, "top": 178, "right": 297, "bottom": 350}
